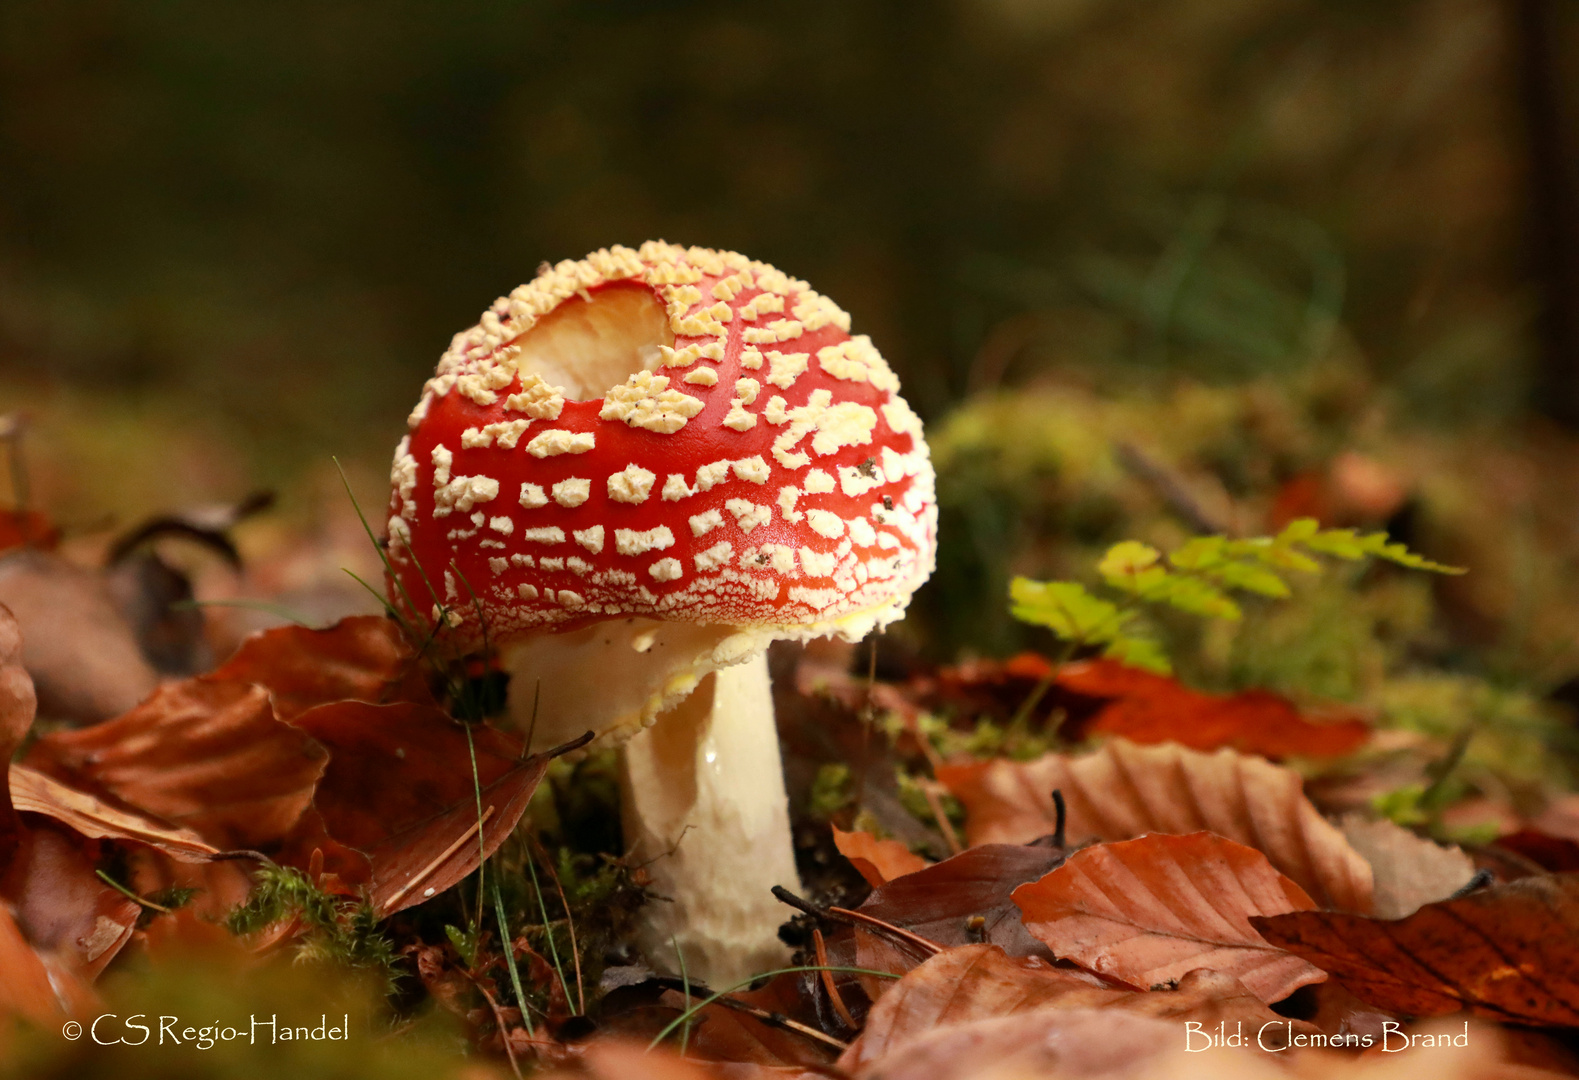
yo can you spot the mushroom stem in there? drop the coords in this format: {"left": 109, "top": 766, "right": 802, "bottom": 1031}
{"left": 618, "top": 651, "right": 800, "bottom": 986}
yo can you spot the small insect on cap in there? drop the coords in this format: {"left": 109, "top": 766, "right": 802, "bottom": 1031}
{"left": 386, "top": 242, "right": 937, "bottom": 745}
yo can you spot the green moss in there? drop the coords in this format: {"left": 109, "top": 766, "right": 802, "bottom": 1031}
{"left": 227, "top": 865, "right": 400, "bottom": 997}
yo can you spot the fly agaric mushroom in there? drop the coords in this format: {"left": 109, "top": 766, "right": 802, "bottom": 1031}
{"left": 386, "top": 242, "right": 936, "bottom": 984}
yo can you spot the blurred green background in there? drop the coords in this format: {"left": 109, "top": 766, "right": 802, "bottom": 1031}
{"left": 4, "top": 0, "right": 1579, "bottom": 669}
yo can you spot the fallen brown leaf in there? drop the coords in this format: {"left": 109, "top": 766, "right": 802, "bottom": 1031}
{"left": 1013, "top": 832, "right": 1328, "bottom": 1003}
{"left": 1534, "top": 796, "right": 1579, "bottom": 843}
{"left": 290, "top": 700, "right": 586, "bottom": 915}
{"left": 1, "top": 822, "right": 141, "bottom": 993}
{"left": 839, "top": 943, "right": 1313, "bottom": 1075}
{"left": 8, "top": 764, "right": 219, "bottom": 862}
{"left": 1253, "top": 873, "right": 1579, "bottom": 1026}
{"left": 538, "top": 1040, "right": 811, "bottom": 1080}
{"left": 26, "top": 677, "right": 326, "bottom": 850}
{"left": 0, "top": 550, "right": 159, "bottom": 723}
{"left": 940, "top": 739, "right": 1374, "bottom": 912}
{"left": 1055, "top": 659, "right": 1372, "bottom": 759}
{"left": 0, "top": 606, "right": 142, "bottom": 1012}
{"left": 1340, "top": 816, "right": 1475, "bottom": 919}
{"left": 847, "top": 1007, "right": 1185, "bottom": 1080}
{"left": 0, "top": 904, "right": 63, "bottom": 1025}
{"left": 0, "top": 509, "right": 59, "bottom": 553}
{"left": 856, "top": 843, "right": 1067, "bottom": 958}
{"left": 1493, "top": 830, "right": 1579, "bottom": 874}
{"left": 211, "top": 615, "right": 432, "bottom": 720}
{"left": 0, "top": 603, "right": 34, "bottom": 858}
{"left": 832, "top": 825, "right": 928, "bottom": 887}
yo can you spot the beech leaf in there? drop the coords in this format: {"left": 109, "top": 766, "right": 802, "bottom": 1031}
{"left": 25, "top": 678, "right": 326, "bottom": 850}
{"left": 8, "top": 764, "right": 220, "bottom": 863}
{"left": 1012, "top": 831, "right": 1328, "bottom": 1004}
{"left": 1252, "top": 873, "right": 1579, "bottom": 1026}
{"left": 210, "top": 615, "right": 432, "bottom": 721}
{"left": 839, "top": 943, "right": 1312, "bottom": 1074}
{"left": 832, "top": 825, "right": 928, "bottom": 887}
{"left": 1339, "top": 816, "right": 1475, "bottom": 919}
{"left": 939, "top": 738, "right": 1374, "bottom": 912}
{"left": 1055, "top": 658, "right": 1371, "bottom": 759}
{"left": 0, "top": 551, "right": 159, "bottom": 723}
{"left": 0, "top": 602, "right": 36, "bottom": 855}
{"left": 289, "top": 700, "right": 588, "bottom": 916}
{"left": 857, "top": 843, "right": 1067, "bottom": 958}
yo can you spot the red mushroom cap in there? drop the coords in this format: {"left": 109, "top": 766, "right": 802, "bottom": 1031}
{"left": 386, "top": 242, "right": 936, "bottom": 663}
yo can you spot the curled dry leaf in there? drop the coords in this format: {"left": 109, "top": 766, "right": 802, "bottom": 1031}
{"left": 1533, "top": 795, "right": 1579, "bottom": 843}
{"left": 1054, "top": 659, "right": 1371, "bottom": 759}
{"left": 1012, "top": 832, "right": 1327, "bottom": 1004}
{"left": 0, "top": 509, "right": 59, "bottom": 553}
{"left": 1339, "top": 816, "right": 1475, "bottom": 920}
{"left": 538, "top": 1041, "right": 810, "bottom": 1080}
{"left": 1253, "top": 873, "right": 1579, "bottom": 1026}
{"left": 846, "top": 1007, "right": 1184, "bottom": 1080}
{"left": 0, "top": 550, "right": 160, "bottom": 723}
{"left": 290, "top": 700, "right": 585, "bottom": 916}
{"left": 25, "top": 678, "right": 326, "bottom": 850}
{"left": 8, "top": 764, "right": 219, "bottom": 862}
{"left": 839, "top": 943, "right": 1312, "bottom": 1074}
{"left": 1, "top": 823, "right": 141, "bottom": 1003}
{"left": 0, "top": 603, "right": 35, "bottom": 855}
{"left": 939, "top": 739, "right": 1374, "bottom": 913}
{"left": 211, "top": 614, "right": 432, "bottom": 721}
{"left": 832, "top": 825, "right": 928, "bottom": 887}
{"left": 0, "top": 905, "right": 61, "bottom": 1025}
{"left": 857, "top": 843, "right": 1067, "bottom": 959}
{"left": 1492, "top": 829, "right": 1579, "bottom": 874}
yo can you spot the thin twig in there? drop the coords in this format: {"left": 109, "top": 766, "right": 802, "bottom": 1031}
{"left": 461, "top": 968, "right": 523, "bottom": 1080}
{"left": 918, "top": 779, "right": 962, "bottom": 855}
{"left": 770, "top": 886, "right": 941, "bottom": 958}
{"left": 382, "top": 806, "right": 497, "bottom": 909}
{"left": 812, "top": 928, "right": 856, "bottom": 1030}
{"left": 827, "top": 907, "right": 941, "bottom": 957}
{"left": 1050, "top": 788, "right": 1066, "bottom": 849}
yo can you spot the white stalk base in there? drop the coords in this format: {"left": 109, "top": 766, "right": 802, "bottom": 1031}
{"left": 619, "top": 652, "right": 801, "bottom": 987}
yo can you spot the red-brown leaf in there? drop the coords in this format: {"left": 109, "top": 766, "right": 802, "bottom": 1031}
{"left": 939, "top": 739, "right": 1374, "bottom": 912}
{"left": 1, "top": 823, "right": 140, "bottom": 998}
{"left": 0, "top": 905, "right": 64, "bottom": 1024}
{"left": 8, "top": 764, "right": 219, "bottom": 862}
{"left": 1012, "top": 832, "right": 1326, "bottom": 1003}
{"left": 832, "top": 825, "right": 927, "bottom": 887}
{"left": 838, "top": 943, "right": 1312, "bottom": 1075}
{"left": 0, "top": 551, "right": 159, "bottom": 723}
{"left": 25, "top": 678, "right": 326, "bottom": 850}
{"left": 0, "top": 603, "right": 35, "bottom": 857}
{"left": 857, "top": 843, "right": 1067, "bottom": 958}
{"left": 843, "top": 1008, "right": 1186, "bottom": 1080}
{"left": 1252, "top": 873, "right": 1579, "bottom": 1026}
{"left": 211, "top": 615, "right": 432, "bottom": 720}
{"left": 289, "top": 700, "right": 584, "bottom": 915}
{"left": 0, "top": 510, "right": 59, "bottom": 554}
{"left": 1056, "top": 658, "right": 1371, "bottom": 759}
{"left": 1493, "top": 830, "right": 1579, "bottom": 874}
